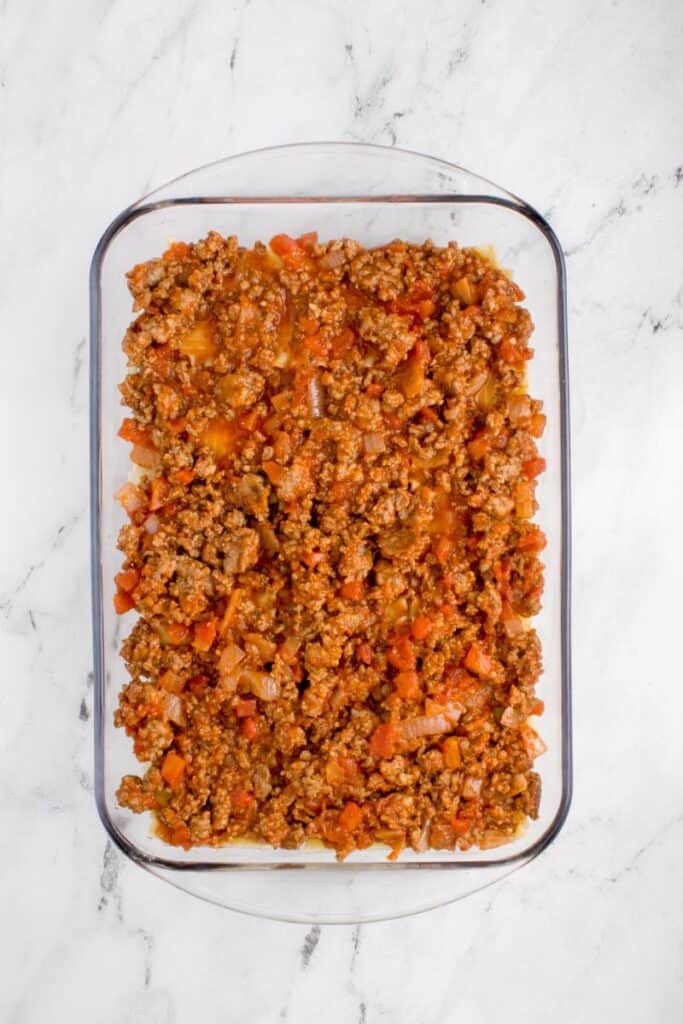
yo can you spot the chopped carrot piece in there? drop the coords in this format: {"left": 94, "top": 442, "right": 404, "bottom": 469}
{"left": 149, "top": 476, "right": 168, "bottom": 511}
{"left": 369, "top": 722, "right": 398, "bottom": 758}
{"left": 240, "top": 716, "right": 259, "bottom": 740}
{"left": 161, "top": 751, "right": 186, "bottom": 790}
{"left": 235, "top": 698, "right": 257, "bottom": 718}
{"left": 158, "top": 670, "right": 184, "bottom": 694}
{"left": 166, "top": 622, "right": 189, "bottom": 646}
{"left": 529, "top": 413, "right": 546, "bottom": 438}
{"left": 262, "top": 460, "right": 287, "bottom": 485}
{"left": 115, "top": 568, "right": 140, "bottom": 593}
{"left": 169, "top": 467, "right": 194, "bottom": 485}
{"left": 514, "top": 481, "right": 535, "bottom": 519}
{"left": 522, "top": 457, "right": 546, "bottom": 479}
{"left": 531, "top": 698, "right": 545, "bottom": 716}
{"left": 340, "top": 580, "right": 363, "bottom": 600}
{"left": 410, "top": 615, "right": 434, "bottom": 641}
{"left": 468, "top": 434, "right": 490, "bottom": 460}
{"left": 219, "top": 588, "right": 242, "bottom": 635}
{"left": 464, "top": 642, "right": 495, "bottom": 679}
{"left": 163, "top": 241, "right": 191, "bottom": 262}
{"left": 442, "top": 736, "right": 462, "bottom": 768}
{"left": 118, "top": 418, "right": 153, "bottom": 446}
{"left": 192, "top": 617, "right": 217, "bottom": 652}
{"left": 113, "top": 591, "right": 135, "bottom": 614}
{"left": 387, "top": 635, "right": 416, "bottom": 671}
{"left": 394, "top": 671, "right": 421, "bottom": 700}
{"left": 517, "top": 525, "right": 547, "bottom": 552}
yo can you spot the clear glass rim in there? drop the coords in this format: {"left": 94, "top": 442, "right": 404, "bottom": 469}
{"left": 89, "top": 141, "right": 572, "bottom": 876}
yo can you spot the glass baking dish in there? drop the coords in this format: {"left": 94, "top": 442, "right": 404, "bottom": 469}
{"left": 90, "top": 142, "right": 571, "bottom": 922}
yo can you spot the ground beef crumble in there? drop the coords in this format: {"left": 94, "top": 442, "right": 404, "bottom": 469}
{"left": 113, "top": 230, "right": 548, "bottom": 859}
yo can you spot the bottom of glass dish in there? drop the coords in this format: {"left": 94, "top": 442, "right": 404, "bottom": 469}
{"left": 141, "top": 857, "right": 528, "bottom": 923}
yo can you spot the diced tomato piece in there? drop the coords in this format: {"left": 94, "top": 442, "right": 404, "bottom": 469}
{"left": 369, "top": 722, "right": 398, "bottom": 758}
{"left": 394, "top": 671, "right": 421, "bottom": 700}
{"left": 269, "top": 233, "right": 307, "bottom": 261}
{"left": 366, "top": 382, "right": 383, "bottom": 397}
{"left": 531, "top": 698, "right": 545, "bottom": 716}
{"left": 338, "top": 802, "right": 363, "bottom": 831}
{"left": 329, "top": 327, "right": 356, "bottom": 358}
{"left": 192, "top": 617, "right": 217, "bottom": 652}
{"left": 169, "top": 825, "right": 192, "bottom": 848}
{"left": 113, "top": 591, "right": 135, "bottom": 614}
{"left": 235, "top": 698, "right": 257, "bottom": 718}
{"left": 187, "top": 674, "right": 209, "bottom": 696}
{"left": 463, "top": 642, "right": 495, "bottom": 679}
{"left": 339, "top": 580, "right": 363, "bottom": 600}
{"left": 161, "top": 751, "right": 186, "bottom": 790}
{"left": 387, "top": 635, "right": 416, "bottom": 671}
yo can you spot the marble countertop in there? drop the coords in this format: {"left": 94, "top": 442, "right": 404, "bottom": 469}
{"left": 2, "top": 0, "right": 682, "bottom": 1020}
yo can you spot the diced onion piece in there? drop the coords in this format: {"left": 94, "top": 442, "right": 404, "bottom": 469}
{"left": 144, "top": 514, "right": 159, "bottom": 534}
{"left": 479, "top": 830, "right": 511, "bottom": 850}
{"left": 116, "top": 482, "right": 144, "bottom": 515}
{"left": 363, "top": 432, "right": 385, "bottom": 454}
{"left": 508, "top": 393, "right": 531, "bottom": 426}
{"left": 319, "top": 249, "right": 346, "bottom": 269}
{"left": 219, "top": 643, "right": 246, "bottom": 676}
{"left": 466, "top": 370, "right": 489, "bottom": 396}
{"left": 308, "top": 375, "right": 324, "bottom": 418}
{"left": 522, "top": 725, "right": 547, "bottom": 760}
{"left": 242, "top": 670, "right": 280, "bottom": 701}
{"left": 501, "top": 706, "right": 525, "bottom": 728}
{"left": 163, "top": 693, "right": 185, "bottom": 726}
{"left": 401, "top": 714, "right": 451, "bottom": 740}
{"left": 414, "top": 818, "right": 432, "bottom": 852}
{"left": 462, "top": 776, "right": 483, "bottom": 799}
{"left": 131, "top": 445, "right": 160, "bottom": 470}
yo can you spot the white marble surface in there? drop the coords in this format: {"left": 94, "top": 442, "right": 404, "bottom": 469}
{"left": 2, "top": 0, "right": 682, "bottom": 1020}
